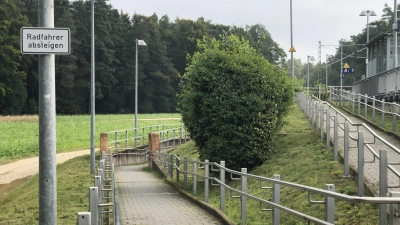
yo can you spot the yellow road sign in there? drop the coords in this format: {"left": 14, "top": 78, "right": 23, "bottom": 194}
{"left": 289, "top": 46, "right": 296, "bottom": 53}
{"left": 343, "top": 63, "right": 350, "bottom": 68}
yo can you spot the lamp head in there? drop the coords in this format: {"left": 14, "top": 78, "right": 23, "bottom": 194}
{"left": 136, "top": 40, "right": 147, "bottom": 46}
{"left": 359, "top": 11, "right": 367, "bottom": 16}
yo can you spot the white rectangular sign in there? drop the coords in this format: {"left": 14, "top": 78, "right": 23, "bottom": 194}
{"left": 20, "top": 27, "right": 71, "bottom": 54}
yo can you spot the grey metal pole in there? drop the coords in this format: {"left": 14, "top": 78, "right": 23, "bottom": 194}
{"left": 340, "top": 44, "right": 343, "bottom": 105}
{"left": 307, "top": 55, "right": 310, "bottom": 92}
{"left": 135, "top": 39, "right": 138, "bottom": 146}
{"left": 290, "top": 0, "right": 294, "bottom": 78}
{"left": 38, "top": 0, "right": 57, "bottom": 223}
{"left": 366, "top": 11, "right": 370, "bottom": 78}
{"left": 90, "top": 0, "right": 95, "bottom": 175}
{"left": 326, "top": 54, "right": 328, "bottom": 86}
{"left": 394, "top": 1, "right": 398, "bottom": 69}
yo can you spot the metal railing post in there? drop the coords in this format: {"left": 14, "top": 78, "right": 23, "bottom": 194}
{"left": 204, "top": 160, "right": 209, "bottom": 203}
{"left": 357, "top": 132, "right": 364, "bottom": 197}
{"left": 343, "top": 122, "right": 350, "bottom": 177}
{"left": 183, "top": 157, "right": 188, "bottom": 190}
{"left": 352, "top": 93, "right": 355, "bottom": 113}
{"left": 315, "top": 102, "right": 319, "bottom": 130}
{"left": 125, "top": 130, "right": 128, "bottom": 148}
{"left": 89, "top": 187, "right": 98, "bottom": 225}
{"left": 364, "top": 94, "right": 368, "bottom": 118}
{"left": 169, "top": 155, "right": 173, "bottom": 178}
{"left": 326, "top": 109, "right": 330, "bottom": 149}
{"left": 320, "top": 104, "right": 324, "bottom": 140}
{"left": 77, "top": 212, "right": 91, "bottom": 225}
{"left": 372, "top": 96, "right": 376, "bottom": 122}
{"left": 176, "top": 154, "right": 180, "bottom": 183}
{"left": 392, "top": 113, "right": 397, "bottom": 133}
{"left": 272, "top": 174, "right": 280, "bottom": 225}
{"left": 389, "top": 192, "right": 400, "bottom": 225}
{"left": 180, "top": 127, "right": 182, "bottom": 145}
{"left": 382, "top": 99, "right": 386, "bottom": 128}
{"left": 325, "top": 184, "right": 335, "bottom": 223}
{"left": 220, "top": 161, "right": 225, "bottom": 212}
{"left": 193, "top": 159, "right": 197, "bottom": 196}
{"left": 379, "top": 149, "right": 388, "bottom": 225}
{"left": 358, "top": 95, "right": 361, "bottom": 116}
{"left": 311, "top": 101, "right": 315, "bottom": 126}
{"left": 241, "top": 168, "right": 247, "bottom": 225}
{"left": 334, "top": 116, "right": 338, "bottom": 161}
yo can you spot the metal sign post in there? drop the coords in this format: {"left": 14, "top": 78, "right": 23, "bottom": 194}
{"left": 38, "top": 0, "right": 56, "bottom": 223}
{"left": 20, "top": 0, "right": 70, "bottom": 223}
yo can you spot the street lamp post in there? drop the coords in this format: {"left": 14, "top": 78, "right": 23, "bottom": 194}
{"left": 290, "top": 0, "right": 294, "bottom": 78}
{"left": 90, "top": 0, "right": 95, "bottom": 174}
{"left": 307, "top": 55, "right": 316, "bottom": 93}
{"left": 135, "top": 39, "right": 147, "bottom": 146}
{"left": 360, "top": 10, "right": 377, "bottom": 78}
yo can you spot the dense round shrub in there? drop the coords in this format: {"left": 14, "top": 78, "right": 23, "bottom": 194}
{"left": 178, "top": 35, "right": 295, "bottom": 171}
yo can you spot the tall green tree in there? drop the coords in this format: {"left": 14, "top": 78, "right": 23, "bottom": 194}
{"left": 0, "top": 0, "right": 30, "bottom": 114}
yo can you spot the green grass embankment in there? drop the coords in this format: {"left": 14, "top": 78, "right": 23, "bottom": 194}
{"left": 170, "top": 104, "right": 379, "bottom": 225}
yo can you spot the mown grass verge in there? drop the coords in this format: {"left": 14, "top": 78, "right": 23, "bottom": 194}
{"left": 0, "top": 114, "right": 181, "bottom": 161}
{"left": 0, "top": 154, "right": 95, "bottom": 224}
{"left": 170, "top": 104, "right": 379, "bottom": 224}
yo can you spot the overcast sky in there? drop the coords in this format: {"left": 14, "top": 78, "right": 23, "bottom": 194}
{"left": 109, "top": 0, "right": 391, "bottom": 63}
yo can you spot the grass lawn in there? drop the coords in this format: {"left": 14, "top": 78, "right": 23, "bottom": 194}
{"left": 0, "top": 114, "right": 182, "bottom": 161}
{"left": 0, "top": 154, "right": 95, "bottom": 224}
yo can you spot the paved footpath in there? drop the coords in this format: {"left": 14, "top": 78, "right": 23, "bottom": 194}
{"left": 315, "top": 102, "right": 400, "bottom": 196}
{"left": 115, "top": 164, "right": 224, "bottom": 225}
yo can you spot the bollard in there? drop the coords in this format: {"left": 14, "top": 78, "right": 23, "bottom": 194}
{"left": 204, "top": 160, "right": 209, "bottom": 203}
{"left": 379, "top": 150, "right": 388, "bottom": 225}
{"left": 241, "top": 168, "right": 247, "bottom": 225}
{"left": 220, "top": 161, "right": 225, "bottom": 212}
{"left": 77, "top": 212, "right": 91, "bottom": 225}
{"left": 325, "top": 184, "right": 335, "bottom": 223}
{"left": 89, "top": 187, "right": 98, "bottom": 225}
{"left": 272, "top": 175, "right": 281, "bottom": 225}
{"left": 357, "top": 132, "right": 364, "bottom": 197}
{"left": 343, "top": 122, "right": 350, "bottom": 177}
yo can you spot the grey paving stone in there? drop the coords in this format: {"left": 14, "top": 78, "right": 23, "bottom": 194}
{"left": 115, "top": 164, "right": 224, "bottom": 225}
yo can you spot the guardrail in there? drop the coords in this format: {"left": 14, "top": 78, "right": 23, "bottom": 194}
{"left": 329, "top": 87, "right": 400, "bottom": 134}
{"left": 297, "top": 92, "right": 400, "bottom": 224}
{"left": 104, "top": 125, "right": 189, "bottom": 166}
{"left": 106, "top": 124, "right": 183, "bottom": 152}
{"left": 152, "top": 151, "right": 400, "bottom": 225}
{"left": 77, "top": 153, "right": 118, "bottom": 225}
